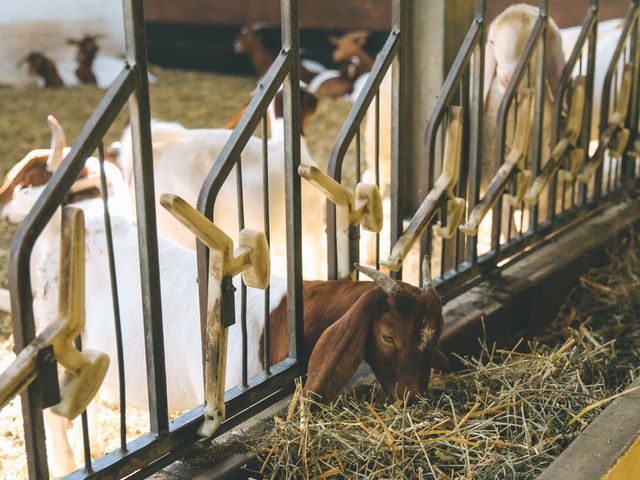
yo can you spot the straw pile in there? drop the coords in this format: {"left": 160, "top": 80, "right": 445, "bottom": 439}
{"left": 252, "top": 233, "right": 640, "bottom": 479}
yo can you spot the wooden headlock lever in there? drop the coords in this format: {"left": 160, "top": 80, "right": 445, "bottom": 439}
{"left": 0, "top": 207, "right": 109, "bottom": 419}
{"left": 160, "top": 193, "right": 269, "bottom": 437}
{"left": 578, "top": 63, "right": 633, "bottom": 184}
{"left": 298, "top": 164, "right": 383, "bottom": 279}
{"left": 460, "top": 89, "right": 534, "bottom": 236}
{"left": 525, "top": 76, "right": 587, "bottom": 204}
{"left": 380, "top": 105, "right": 465, "bottom": 272}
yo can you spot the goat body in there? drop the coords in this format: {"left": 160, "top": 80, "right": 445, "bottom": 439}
{"left": 117, "top": 119, "right": 326, "bottom": 278}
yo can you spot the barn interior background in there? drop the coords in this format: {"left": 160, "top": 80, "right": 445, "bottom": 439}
{"left": 0, "top": 0, "right": 638, "bottom": 479}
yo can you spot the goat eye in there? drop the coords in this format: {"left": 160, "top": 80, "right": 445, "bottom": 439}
{"left": 382, "top": 334, "right": 394, "bottom": 344}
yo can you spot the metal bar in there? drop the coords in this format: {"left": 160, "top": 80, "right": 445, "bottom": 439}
{"left": 98, "top": 142, "right": 127, "bottom": 452}
{"left": 261, "top": 116, "right": 271, "bottom": 375}
{"left": 466, "top": 0, "right": 486, "bottom": 265}
{"left": 326, "top": 30, "right": 400, "bottom": 278}
{"left": 75, "top": 335, "right": 94, "bottom": 474}
{"left": 390, "top": 0, "right": 407, "bottom": 280}
{"left": 375, "top": 93, "right": 381, "bottom": 270}
{"left": 235, "top": 158, "right": 248, "bottom": 387}
{"left": 123, "top": 0, "right": 169, "bottom": 434}
{"left": 196, "top": 52, "right": 291, "bottom": 320}
{"left": 281, "top": 0, "right": 304, "bottom": 362}
{"left": 528, "top": 0, "right": 549, "bottom": 231}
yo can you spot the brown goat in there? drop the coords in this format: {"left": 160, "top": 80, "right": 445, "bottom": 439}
{"left": 68, "top": 35, "right": 101, "bottom": 85}
{"left": 261, "top": 261, "right": 447, "bottom": 403}
{"left": 330, "top": 31, "right": 374, "bottom": 73}
{"left": 20, "top": 52, "right": 64, "bottom": 88}
{"left": 233, "top": 24, "right": 318, "bottom": 83}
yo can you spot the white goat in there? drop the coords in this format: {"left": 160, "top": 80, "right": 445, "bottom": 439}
{"left": 560, "top": 18, "right": 625, "bottom": 143}
{"left": 117, "top": 93, "right": 326, "bottom": 279}
{"left": 0, "top": 117, "right": 286, "bottom": 476}
{"left": 482, "top": 4, "right": 564, "bottom": 234}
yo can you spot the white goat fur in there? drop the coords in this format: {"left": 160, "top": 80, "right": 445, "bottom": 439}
{"left": 560, "top": 19, "right": 624, "bottom": 141}
{"left": 117, "top": 118, "right": 326, "bottom": 279}
{"left": 2, "top": 150, "right": 287, "bottom": 475}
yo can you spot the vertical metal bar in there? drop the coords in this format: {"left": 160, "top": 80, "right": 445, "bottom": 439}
{"left": 355, "top": 127, "right": 361, "bottom": 184}
{"left": 466, "top": 0, "right": 486, "bottom": 265}
{"left": 580, "top": 0, "right": 598, "bottom": 206}
{"left": 355, "top": 125, "right": 362, "bottom": 278}
{"left": 235, "top": 158, "right": 248, "bottom": 387}
{"left": 98, "top": 142, "right": 127, "bottom": 451}
{"left": 281, "top": 0, "right": 304, "bottom": 362}
{"left": 75, "top": 337, "right": 93, "bottom": 473}
{"left": 123, "top": 0, "right": 169, "bottom": 433}
{"left": 625, "top": 6, "right": 640, "bottom": 182}
{"left": 261, "top": 116, "right": 271, "bottom": 374}
{"left": 390, "top": 0, "right": 408, "bottom": 280}
{"left": 528, "top": 0, "right": 549, "bottom": 231}
{"left": 375, "top": 93, "right": 381, "bottom": 270}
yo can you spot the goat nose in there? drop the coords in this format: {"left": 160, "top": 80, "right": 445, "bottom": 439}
{"left": 499, "top": 74, "right": 511, "bottom": 88}
{"left": 233, "top": 41, "right": 242, "bottom": 53}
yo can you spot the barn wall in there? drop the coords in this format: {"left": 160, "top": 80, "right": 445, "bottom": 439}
{"left": 144, "top": 0, "right": 392, "bottom": 30}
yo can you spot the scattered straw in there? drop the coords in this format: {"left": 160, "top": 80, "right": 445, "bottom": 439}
{"left": 248, "top": 232, "right": 640, "bottom": 479}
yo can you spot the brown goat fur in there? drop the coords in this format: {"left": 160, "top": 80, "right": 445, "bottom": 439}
{"left": 68, "top": 35, "right": 100, "bottom": 85}
{"left": 233, "top": 24, "right": 318, "bottom": 83}
{"left": 330, "top": 31, "right": 374, "bottom": 73}
{"left": 260, "top": 276, "right": 447, "bottom": 403}
{"left": 21, "top": 52, "right": 64, "bottom": 88}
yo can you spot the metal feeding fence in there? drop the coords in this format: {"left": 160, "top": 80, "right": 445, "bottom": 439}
{"left": 327, "top": 0, "right": 640, "bottom": 303}
{"left": 1, "top": 0, "right": 639, "bottom": 478}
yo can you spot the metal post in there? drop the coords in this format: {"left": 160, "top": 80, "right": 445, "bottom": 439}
{"left": 281, "top": 0, "right": 304, "bottom": 362}
{"left": 625, "top": 0, "right": 640, "bottom": 182}
{"left": 400, "top": 0, "right": 476, "bottom": 217}
{"left": 390, "top": 0, "right": 408, "bottom": 280}
{"left": 528, "top": 0, "right": 549, "bottom": 231}
{"left": 466, "top": 0, "right": 487, "bottom": 264}
{"left": 123, "top": 0, "right": 169, "bottom": 433}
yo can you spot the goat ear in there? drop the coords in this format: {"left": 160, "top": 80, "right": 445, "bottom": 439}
{"left": 304, "top": 288, "right": 383, "bottom": 402}
{"left": 483, "top": 40, "right": 497, "bottom": 107}
{"left": 545, "top": 28, "right": 564, "bottom": 102}
{"left": 329, "top": 36, "right": 340, "bottom": 46}
{"left": 67, "top": 38, "right": 80, "bottom": 45}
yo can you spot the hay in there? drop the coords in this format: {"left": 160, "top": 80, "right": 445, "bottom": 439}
{"left": 250, "top": 232, "right": 640, "bottom": 479}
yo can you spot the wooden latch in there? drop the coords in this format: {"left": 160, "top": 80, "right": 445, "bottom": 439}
{"left": 160, "top": 193, "right": 269, "bottom": 438}
{"left": 0, "top": 207, "right": 109, "bottom": 419}
{"left": 460, "top": 89, "right": 534, "bottom": 236}
{"left": 380, "top": 106, "right": 465, "bottom": 272}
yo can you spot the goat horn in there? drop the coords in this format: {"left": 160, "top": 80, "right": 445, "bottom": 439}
{"left": 354, "top": 264, "right": 401, "bottom": 295}
{"left": 46, "top": 115, "right": 66, "bottom": 172}
{"left": 421, "top": 256, "right": 434, "bottom": 291}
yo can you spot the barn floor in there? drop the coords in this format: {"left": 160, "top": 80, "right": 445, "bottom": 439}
{"left": 0, "top": 65, "right": 352, "bottom": 479}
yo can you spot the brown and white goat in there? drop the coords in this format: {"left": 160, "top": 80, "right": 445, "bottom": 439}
{"left": 19, "top": 52, "right": 64, "bottom": 88}
{"left": 234, "top": 24, "right": 325, "bottom": 84}
{"left": 67, "top": 35, "right": 101, "bottom": 85}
